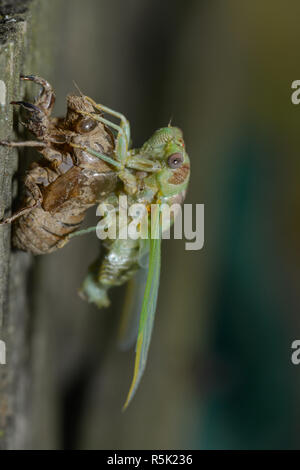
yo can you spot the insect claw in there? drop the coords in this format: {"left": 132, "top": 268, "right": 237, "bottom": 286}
{"left": 20, "top": 74, "right": 35, "bottom": 81}
{"left": 0, "top": 217, "right": 10, "bottom": 226}
{"left": 19, "top": 75, "right": 52, "bottom": 90}
{"left": 10, "top": 101, "right": 42, "bottom": 114}
{"left": 19, "top": 75, "right": 55, "bottom": 112}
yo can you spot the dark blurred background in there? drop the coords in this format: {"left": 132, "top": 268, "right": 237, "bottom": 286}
{"left": 24, "top": 0, "right": 300, "bottom": 449}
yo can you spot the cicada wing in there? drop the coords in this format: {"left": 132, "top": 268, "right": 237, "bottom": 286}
{"left": 118, "top": 239, "right": 150, "bottom": 350}
{"left": 117, "top": 258, "right": 149, "bottom": 351}
{"left": 123, "top": 206, "right": 161, "bottom": 410}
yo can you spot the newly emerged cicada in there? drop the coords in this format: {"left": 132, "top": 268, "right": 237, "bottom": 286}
{"left": 0, "top": 76, "right": 190, "bottom": 409}
{"left": 68, "top": 98, "right": 190, "bottom": 409}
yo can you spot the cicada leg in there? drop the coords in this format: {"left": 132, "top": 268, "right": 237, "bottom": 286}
{"left": 69, "top": 142, "right": 122, "bottom": 169}
{"left": 7, "top": 75, "right": 56, "bottom": 140}
{"left": 78, "top": 271, "right": 110, "bottom": 308}
{"left": 70, "top": 139, "right": 138, "bottom": 195}
{"left": 55, "top": 225, "right": 98, "bottom": 249}
{"left": 0, "top": 203, "right": 39, "bottom": 226}
{"left": 0, "top": 164, "right": 55, "bottom": 225}
{"left": 67, "top": 226, "right": 97, "bottom": 239}
{"left": 71, "top": 103, "right": 142, "bottom": 194}
{"left": 0, "top": 140, "right": 47, "bottom": 148}
{"left": 85, "top": 96, "right": 130, "bottom": 146}
{"left": 74, "top": 102, "right": 161, "bottom": 173}
{"left": 78, "top": 110, "right": 128, "bottom": 164}
{"left": 20, "top": 75, "right": 55, "bottom": 114}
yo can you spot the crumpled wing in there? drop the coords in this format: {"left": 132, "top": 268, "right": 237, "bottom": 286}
{"left": 118, "top": 260, "right": 149, "bottom": 351}
{"left": 118, "top": 238, "right": 150, "bottom": 350}
{"left": 123, "top": 206, "right": 161, "bottom": 410}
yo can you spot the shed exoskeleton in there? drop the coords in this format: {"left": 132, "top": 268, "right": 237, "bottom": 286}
{"left": 0, "top": 75, "right": 117, "bottom": 254}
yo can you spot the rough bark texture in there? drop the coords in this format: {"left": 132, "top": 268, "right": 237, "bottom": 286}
{"left": 0, "top": 0, "right": 59, "bottom": 449}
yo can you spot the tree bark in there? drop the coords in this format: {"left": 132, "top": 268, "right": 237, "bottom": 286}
{"left": 0, "top": 0, "right": 59, "bottom": 449}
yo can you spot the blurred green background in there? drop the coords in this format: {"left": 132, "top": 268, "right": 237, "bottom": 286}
{"left": 25, "top": 0, "right": 300, "bottom": 449}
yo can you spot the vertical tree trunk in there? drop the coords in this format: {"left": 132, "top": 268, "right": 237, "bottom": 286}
{"left": 0, "top": 0, "right": 59, "bottom": 449}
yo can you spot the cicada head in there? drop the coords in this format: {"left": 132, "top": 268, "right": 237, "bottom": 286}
{"left": 141, "top": 126, "right": 190, "bottom": 200}
{"left": 65, "top": 95, "right": 100, "bottom": 133}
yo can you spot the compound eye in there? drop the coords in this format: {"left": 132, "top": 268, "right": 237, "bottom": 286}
{"left": 167, "top": 152, "right": 184, "bottom": 169}
{"left": 77, "top": 117, "right": 97, "bottom": 133}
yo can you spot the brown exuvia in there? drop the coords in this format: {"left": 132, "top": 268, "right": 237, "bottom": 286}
{"left": 0, "top": 75, "right": 117, "bottom": 254}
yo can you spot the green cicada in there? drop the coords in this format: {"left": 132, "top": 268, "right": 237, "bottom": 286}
{"left": 69, "top": 97, "right": 190, "bottom": 409}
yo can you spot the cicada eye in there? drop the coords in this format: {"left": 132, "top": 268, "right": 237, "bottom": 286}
{"left": 167, "top": 152, "right": 184, "bottom": 169}
{"left": 76, "top": 117, "right": 97, "bottom": 133}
